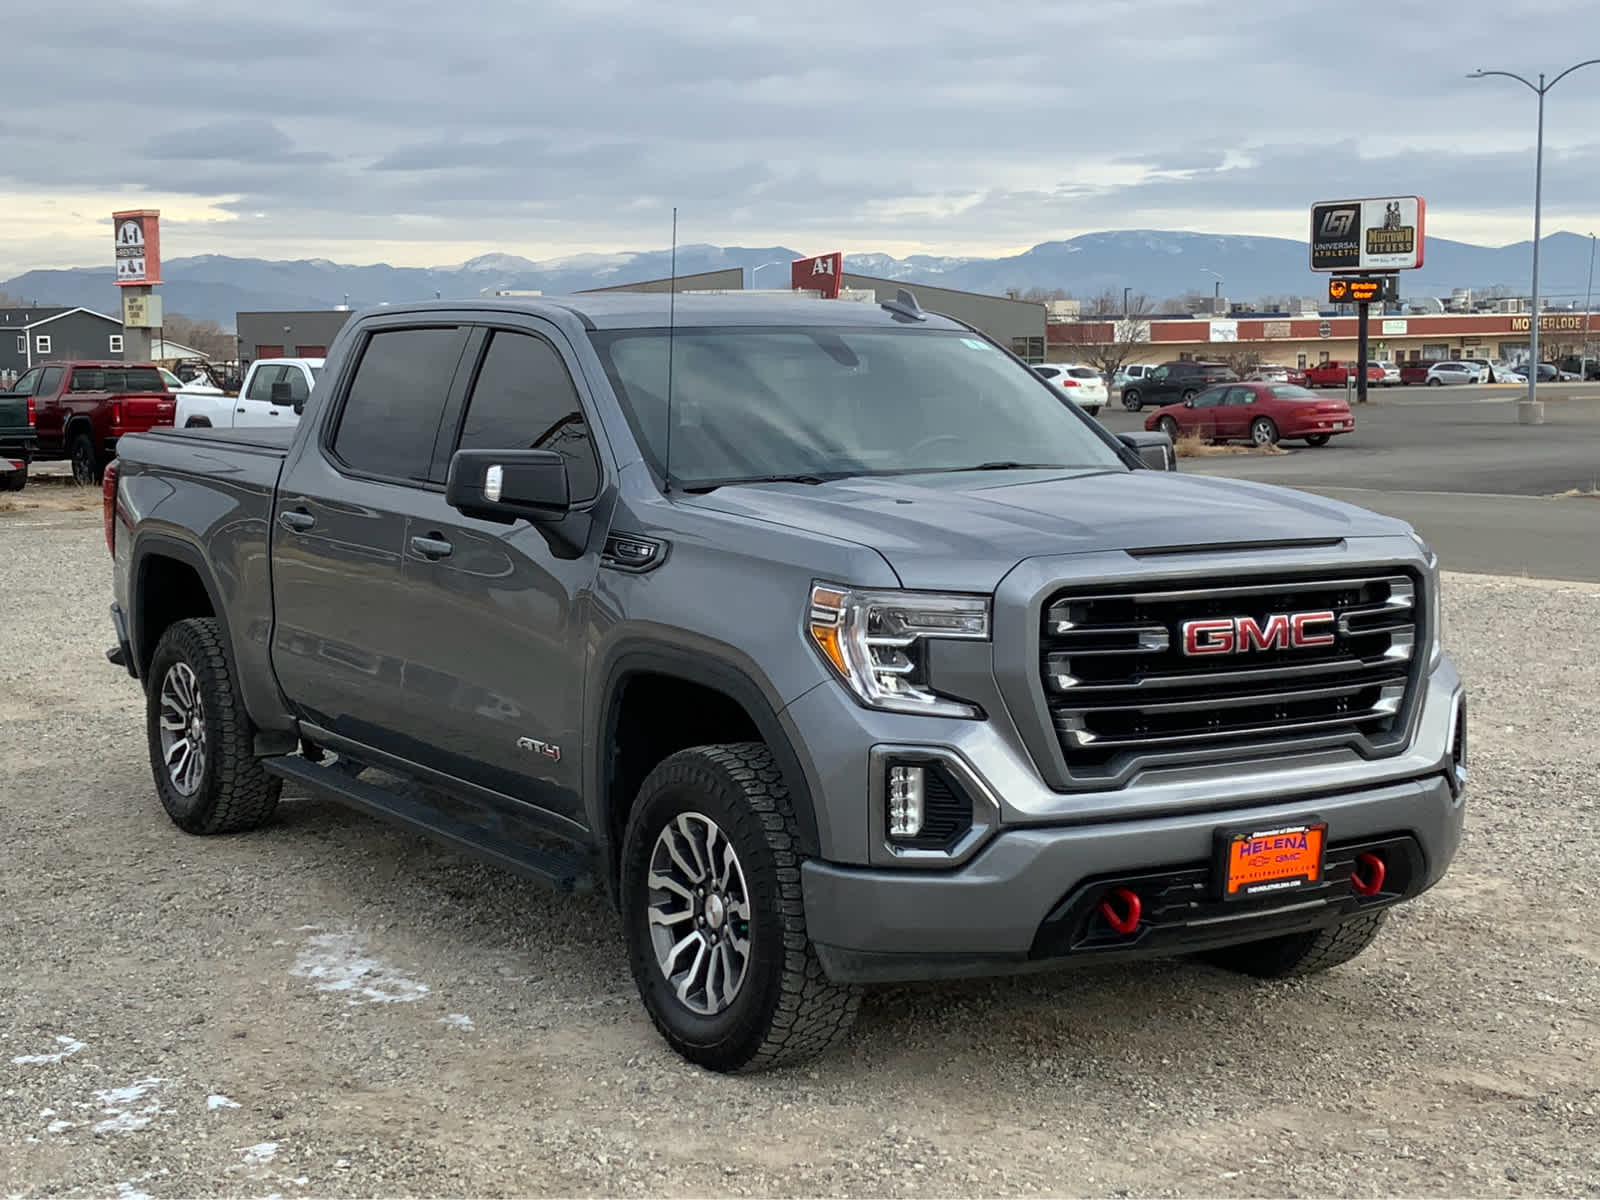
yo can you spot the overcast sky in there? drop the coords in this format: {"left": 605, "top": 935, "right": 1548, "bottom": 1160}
{"left": 4, "top": 0, "right": 1600, "bottom": 273}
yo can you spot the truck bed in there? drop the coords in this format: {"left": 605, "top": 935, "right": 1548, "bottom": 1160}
{"left": 140, "top": 425, "right": 296, "bottom": 453}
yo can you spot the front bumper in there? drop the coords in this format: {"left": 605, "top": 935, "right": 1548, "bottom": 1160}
{"left": 804, "top": 767, "right": 1463, "bottom": 984}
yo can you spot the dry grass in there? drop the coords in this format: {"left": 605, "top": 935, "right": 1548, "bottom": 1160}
{"left": 1172, "top": 434, "right": 1290, "bottom": 458}
{"left": 0, "top": 474, "right": 101, "bottom": 515}
{"left": 1551, "top": 487, "right": 1600, "bottom": 500}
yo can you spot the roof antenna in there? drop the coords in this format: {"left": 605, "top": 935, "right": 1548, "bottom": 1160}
{"left": 664, "top": 206, "right": 677, "bottom": 490}
{"left": 882, "top": 287, "right": 927, "bottom": 321}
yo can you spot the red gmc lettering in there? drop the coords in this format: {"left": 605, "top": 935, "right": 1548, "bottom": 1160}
{"left": 1182, "top": 610, "right": 1338, "bottom": 656}
{"left": 1184, "top": 618, "right": 1236, "bottom": 655}
{"left": 1291, "top": 610, "right": 1336, "bottom": 647}
{"left": 1237, "top": 613, "right": 1290, "bottom": 652}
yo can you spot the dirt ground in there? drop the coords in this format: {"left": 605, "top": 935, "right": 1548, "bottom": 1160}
{"left": 2, "top": 505, "right": 1597, "bottom": 1199}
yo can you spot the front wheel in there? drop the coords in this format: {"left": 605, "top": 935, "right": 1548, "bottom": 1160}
{"left": 1304, "top": 433, "right": 1332, "bottom": 447}
{"left": 1250, "top": 416, "right": 1280, "bottom": 447}
{"left": 69, "top": 431, "right": 101, "bottom": 485}
{"left": 620, "top": 743, "right": 860, "bottom": 1073}
{"left": 1201, "top": 910, "right": 1388, "bottom": 978}
{"left": 1156, "top": 415, "right": 1180, "bottom": 440}
{"left": 1181, "top": 388, "right": 1198, "bottom": 403}
{"left": 1122, "top": 390, "right": 1143, "bottom": 412}
{"left": 145, "top": 618, "right": 282, "bottom": 835}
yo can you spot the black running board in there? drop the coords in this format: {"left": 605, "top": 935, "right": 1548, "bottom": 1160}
{"left": 262, "top": 754, "right": 594, "bottom": 893}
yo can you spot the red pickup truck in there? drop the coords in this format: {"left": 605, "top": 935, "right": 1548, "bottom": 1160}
{"left": 1304, "top": 360, "right": 1384, "bottom": 388}
{"left": 3, "top": 361, "right": 175, "bottom": 484}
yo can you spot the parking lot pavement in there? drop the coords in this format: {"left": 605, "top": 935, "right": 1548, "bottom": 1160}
{"left": 4, "top": 508, "right": 1600, "bottom": 1198}
{"left": 1094, "top": 387, "right": 1600, "bottom": 583}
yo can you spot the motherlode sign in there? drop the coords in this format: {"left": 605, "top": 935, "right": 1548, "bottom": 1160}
{"left": 113, "top": 210, "right": 162, "bottom": 286}
{"left": 1309, "top": 197, "right": 1424, "bottom": 272}
{"left": 791, "top": 251, "right": 843, "bottom": 299}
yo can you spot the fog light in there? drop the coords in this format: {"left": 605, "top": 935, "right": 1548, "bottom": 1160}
{"left": 888, "top": 765, "right": 925, "bottom": 838}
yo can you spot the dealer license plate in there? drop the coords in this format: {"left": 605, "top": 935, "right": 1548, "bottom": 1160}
{"left": 1218, "top": 820, "right": 1327, "bottom": 901}
{"left": 1333, "top": 421, "right": 1348, "bottom": 429}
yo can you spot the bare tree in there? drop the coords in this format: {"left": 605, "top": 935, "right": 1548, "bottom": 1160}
{"left": 159, "top": 314, "right": 236, "bottom": 360}
{"left": 1019, "top": 287, "right": 1075, "bottom": 303}
{"left": 1055, "top": 293, "right": 1154, "bottom": 381}
{"left": 1214, "top": 347, "right": 1263, "bottom": 376}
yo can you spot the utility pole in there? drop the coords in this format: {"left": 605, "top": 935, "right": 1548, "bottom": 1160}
{"left": 1585, "top": 232, "right": 1596, "bottom": 368}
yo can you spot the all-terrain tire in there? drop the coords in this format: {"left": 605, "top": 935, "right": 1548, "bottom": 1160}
{"left": 1201, "top": 910, "right": 1388, "bottom": 979}
{"left": 145, "top": 617, "right": 281, "bottom": 835}
{"left": 70, "top": 431, "right": 101, "bottom": 485}
{"left": 620, "top": 743, "right": 860, "bottom": 1073}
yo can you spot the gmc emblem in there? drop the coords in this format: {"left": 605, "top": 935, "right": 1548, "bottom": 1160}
{"left": 1182, "top": 611, "right": 1336, "bottom": 656}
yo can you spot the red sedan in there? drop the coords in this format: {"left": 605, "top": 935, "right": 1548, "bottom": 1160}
{"left": 1143, "top": 382, "right": 1355, "bottom": 447}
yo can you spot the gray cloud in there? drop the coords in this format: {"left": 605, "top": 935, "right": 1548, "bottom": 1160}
{"left": 7, "top": 0, "right": 1600, "bottom": 267}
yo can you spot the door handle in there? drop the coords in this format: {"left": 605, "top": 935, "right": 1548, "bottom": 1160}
{"left": 409, "top": 534, "right": 453, "bottom": 560}
{"left": 237, "top": 407, "right": 247, "bottom": 414}
{"left": 278, "top": 509, "right": 316, "bottom": 533}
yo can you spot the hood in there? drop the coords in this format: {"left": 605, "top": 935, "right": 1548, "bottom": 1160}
{"left": 682, "top": 469, "right": 1409, "bottom": 591}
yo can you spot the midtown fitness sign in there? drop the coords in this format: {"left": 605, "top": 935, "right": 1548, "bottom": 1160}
{"left": 1309, "top": 196, "right": 1426, "bottom": 272}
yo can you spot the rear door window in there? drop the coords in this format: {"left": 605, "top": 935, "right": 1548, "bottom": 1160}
{"left": 330, "top": 326, "right": 469, "bottom": 482}
{"left": 37, "top": 367, "right": 63, "bottom": 396}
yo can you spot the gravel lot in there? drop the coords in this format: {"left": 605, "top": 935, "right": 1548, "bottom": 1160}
{"left": 3, "top": 493, "right": 1598, "bottom": 1198}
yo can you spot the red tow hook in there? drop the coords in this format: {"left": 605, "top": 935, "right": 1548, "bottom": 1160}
{"left": 1098, "top": 887, "right": 1142, "bottom": 935}
{"left": 1351, "top": 852, "right": 1387, "bottom": 897}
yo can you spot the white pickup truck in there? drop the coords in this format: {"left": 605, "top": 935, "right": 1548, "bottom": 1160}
{"left": 174, "top": 357, "right": 323, "bottom": 429}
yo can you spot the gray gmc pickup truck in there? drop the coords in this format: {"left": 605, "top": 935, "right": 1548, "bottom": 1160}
{"left": 103, "top": 292, "right": 1467, "bottom": 1072}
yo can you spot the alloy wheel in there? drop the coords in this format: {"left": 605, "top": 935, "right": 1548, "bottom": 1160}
{"left": 157, "top": 662, "right": 207, "bottom": 796}
{"left": 646, "top": 812, "right": 752, "bottom": 1016}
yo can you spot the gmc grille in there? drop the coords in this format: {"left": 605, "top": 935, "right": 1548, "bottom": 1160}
{"left": 1040, "top": 572, "right": 1422, "bottom": 782}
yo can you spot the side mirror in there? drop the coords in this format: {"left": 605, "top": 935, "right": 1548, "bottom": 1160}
{"left": 270, "top": 381, "right": 293, "bottom": 405}
{"left": 445, "top": 449, "right": 570, "bottom": 524}
{"left": 1118, "top": 431, "right": 1177, "bottom": 471}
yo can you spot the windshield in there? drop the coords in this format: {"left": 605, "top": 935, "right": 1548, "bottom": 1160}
{"left": 588, "top": 326, "right": 1127, "bottom": 487}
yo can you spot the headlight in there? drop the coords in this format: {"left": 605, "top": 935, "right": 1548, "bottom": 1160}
{"left": 807, "top": 584, "right": 989, "bottom": 718}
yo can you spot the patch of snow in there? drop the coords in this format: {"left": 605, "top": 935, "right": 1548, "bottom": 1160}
{"left": 207, "top": 1094, "right": 241, "bottom": 1111}
{"left": 438, "top": 1014, "right": 474, "bottom": 1030}
{"left": 92, "top": 1077, "right": 166, "bottom": 1135}
{"left": 40, "top": 1108, "right": 54, "bottom": 1117}
{"left": 12, "top": 1034, "right": 87, "bottom": 1065}
{"left": 240, "top": 1142, "right": 279, "bottom": 1165}
{"left": 290, "top": 930, "right": 429, "bottom": 1005}
{"left": 47, "top": 1120, "right": 73, "bottom": 1134}
{"left": 115, "top": 1184, "right": 152, "bottom": 1200}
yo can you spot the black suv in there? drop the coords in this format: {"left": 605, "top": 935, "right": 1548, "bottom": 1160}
{"left": 1121, "top": 361, "right": 1238, "bottom": 411}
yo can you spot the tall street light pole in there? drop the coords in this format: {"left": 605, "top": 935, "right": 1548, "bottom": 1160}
{"left": 1468, "top": 59, "right": 1600, "bottom": 425}
{"left": 749, "top": 260, "right": 786, "bottom": 289}
{"left": 1585, "top": 232, "right": 1596, "bottom": 370}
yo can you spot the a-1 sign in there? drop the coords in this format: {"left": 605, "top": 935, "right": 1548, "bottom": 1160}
{"left": 113, "top": 209, "right": 162, "bottom": 286}
{"left": 791, "top": 251, "right": 842, "bottom": 299}
{"left": 1310, "top": 197, "right": 1425, "bottom": 272}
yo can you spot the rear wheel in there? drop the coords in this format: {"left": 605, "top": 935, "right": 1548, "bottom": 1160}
{"left": 185, "top": 417, "right": 212, "bottom": 429}
{"left": 1084, "top": 405, "right": 1101, "bottom": 417}
{"left": 1250, "top": 416, "right": 1279, "bottom": 447}
{"left": 1156, "top": 415, "right": 1180, "bottom": 440}
{"left": 1201, "top": 911, "right": 1388, "bottom": 978}
{"left": 69, "top": 431, "right": 101, "bottom": 485}
{"left": 620, "top": 743, "right": 860, "bottom": 1073}
{"left": 145, "top": 618, "right": 281, "bottom": 835}
{"left": 1304, "top": 433, "right": 1332, "bottom": 447}
{"left": 1428, "top": 377, "right": 1442, "bottom": 387}
{"left": 1122, "top": 389, "right": 1143, "bottom": 412}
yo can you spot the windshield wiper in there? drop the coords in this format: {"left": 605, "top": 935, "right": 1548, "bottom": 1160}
{"left": 679, "top": 472, "right": 839, "bottom": 493}
{"left": 946, "top": 461, "right": 1077, "bottom": 472}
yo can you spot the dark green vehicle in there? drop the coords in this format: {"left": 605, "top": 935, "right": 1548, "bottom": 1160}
{"left": 0, "top": 384, "right": 36, "bottom": 491}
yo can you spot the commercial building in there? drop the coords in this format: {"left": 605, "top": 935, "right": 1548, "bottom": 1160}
{"left": 236, "top": 309, "right": 355, "bottom": 365}
{"left": 1052, "top": 310, "right": 1599, "bottom": 369}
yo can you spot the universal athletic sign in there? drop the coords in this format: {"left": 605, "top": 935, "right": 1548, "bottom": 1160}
{"left": 1310, "top": 196, "right": 1425, "bottom": 271}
